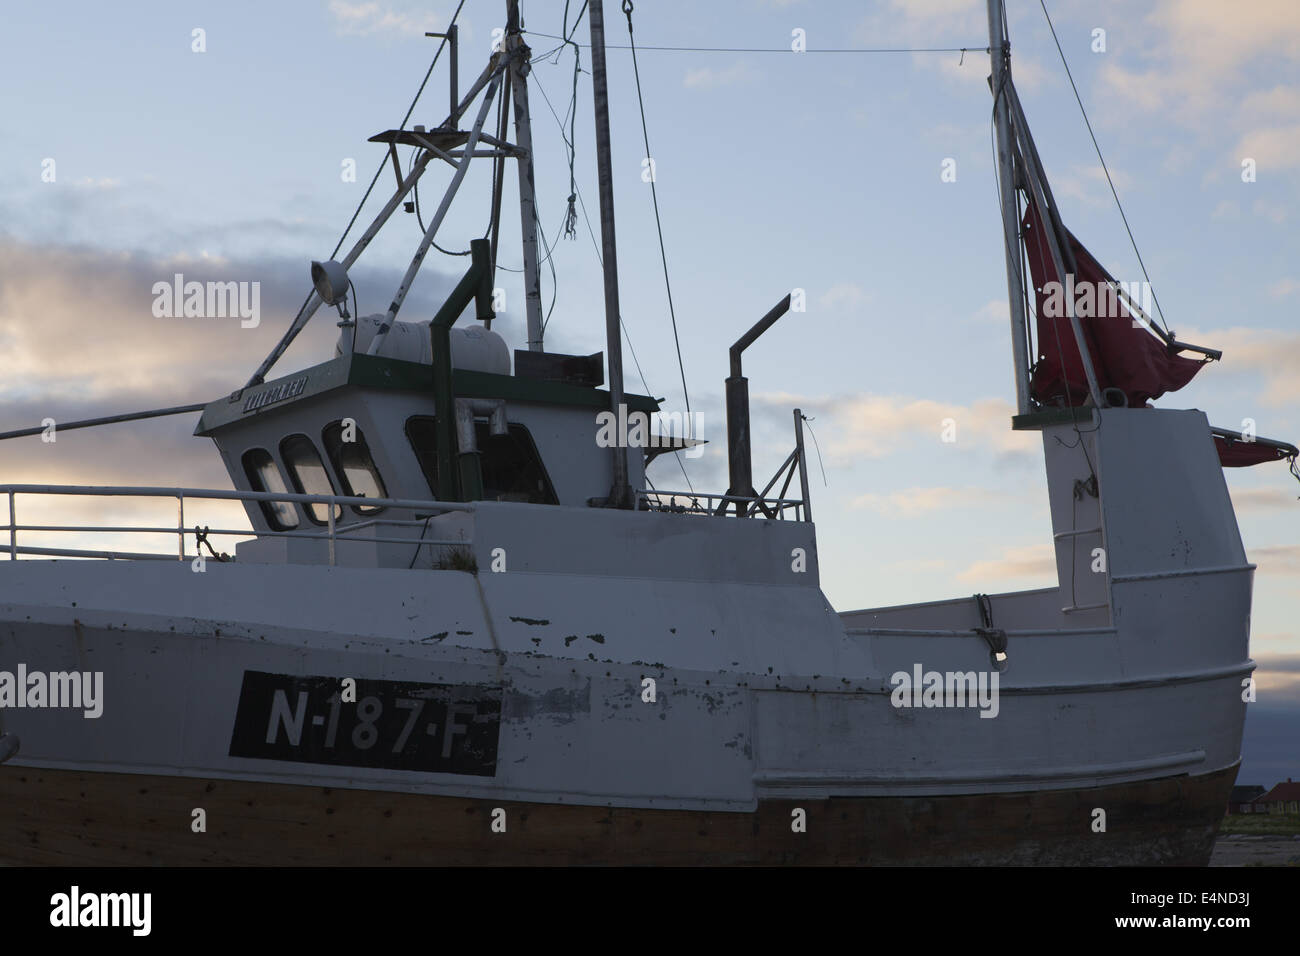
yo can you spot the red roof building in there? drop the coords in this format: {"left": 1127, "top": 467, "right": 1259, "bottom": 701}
{"left": 1254, "top": 778, "right": 1300, "bottom": 814}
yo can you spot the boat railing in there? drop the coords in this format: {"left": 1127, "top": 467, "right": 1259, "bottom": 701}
{"left": 0, "top": 484, "right": 473, "bottom": 566}
{"left": 1, "top": 481, "right": 809, "bottom": 565}
{"left": 637, "top": 489, "right": 806, "bottom": 520}
{"left": 640, "top": 407, "right": 814, "bottom": 521}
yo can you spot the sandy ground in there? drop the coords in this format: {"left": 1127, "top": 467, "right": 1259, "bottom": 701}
{"left": 1210, "top": 834, "right": 1300, "bottom": 866}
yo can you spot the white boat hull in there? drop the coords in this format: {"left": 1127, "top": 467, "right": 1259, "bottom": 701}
{"left": 0, "top": 408, "right": 1254, "bottom": 864}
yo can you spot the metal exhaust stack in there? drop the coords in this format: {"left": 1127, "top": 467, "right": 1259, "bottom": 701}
{"left": 431, "top": 238, "right": 494, "bottom": 502}
{"left": 722, "top": 294, "right": 792, "bottom": 517}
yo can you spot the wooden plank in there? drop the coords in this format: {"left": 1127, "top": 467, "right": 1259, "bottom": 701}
{"left": 0, "top": 764, "right": 1235, "bottom": 866}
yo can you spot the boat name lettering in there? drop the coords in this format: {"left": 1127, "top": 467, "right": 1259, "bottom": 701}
{"left": 228, "top": 670, "right": 501, "bottom": 775}
{"left": 243, "top": 376, "right": 308, "bottom": 413}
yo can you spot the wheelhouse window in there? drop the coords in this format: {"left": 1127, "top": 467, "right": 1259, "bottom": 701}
{"left": 405, "top": 416, "right": 558, "bottom": 504}
{"left": 322, "top": 421, "right": 387, "bottom": 514}
{"left": 241, "top": 448, "right": 299, "bottom": 531}
{"left": 279, "top": 434, "right": 341, "bottom": 525}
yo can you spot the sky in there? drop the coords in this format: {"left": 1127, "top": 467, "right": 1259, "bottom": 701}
{"left": 0, "top": 0, "right": 1296, "bottom": 785}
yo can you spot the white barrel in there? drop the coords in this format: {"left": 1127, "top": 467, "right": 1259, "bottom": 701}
{"left": 448, "top": 324, "right": 511, "bottom": 375}
{"left": 339, "top": 316, "right": 510, "bottom": 375}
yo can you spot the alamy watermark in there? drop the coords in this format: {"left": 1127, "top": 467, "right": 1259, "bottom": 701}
{"left": 890, "top": 663, "right": 999, "bottom": 718}
{"left": 595, "top": 403, "right": 705, "bottom": 459}
{"left": 152, "top": 273, "right": 260, "bottom": 328}
{"left": 50, "top": 886, "right": 150, "bottom": 936}
{"left": 1042, "top": 275, "right": 1152, "bottom": 329}
{"left": 0, "top": 664, "right": 103, "bottom": 718}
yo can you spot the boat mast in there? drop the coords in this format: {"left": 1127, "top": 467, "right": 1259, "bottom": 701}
{"left": 987, "top": 0, "right": 1032, "bottom": 416}
{"left": 505, "top": 0, "right": 544, "bottom": 351}
{"left": 588, "top": 0, "right": 632, "bottom": 508}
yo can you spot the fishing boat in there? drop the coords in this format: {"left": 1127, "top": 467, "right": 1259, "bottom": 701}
{"left": 2, "top": 0, "right": 1296, "bottom": 866}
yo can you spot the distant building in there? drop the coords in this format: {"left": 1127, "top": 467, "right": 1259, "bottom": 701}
{"left": 1254, "top": 778, "right": 1300, "bottom": 815}
{"left": 1228, "top": 785, "right": 1266, "bottom": 813}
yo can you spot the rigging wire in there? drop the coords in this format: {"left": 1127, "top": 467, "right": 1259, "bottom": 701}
{"left": 988, "top": 94, "right": 1039, "bottom": 403}
{"left": 531, "top": 64, "right": 694, "bottom": 494}
{"left": 1038, "top": 0, "right": 1170, "bottom": 335}
{"left": 799, "top": 415, "right": 828, "bottom": 486}
{"left": 536, "top": 205, "right": 560, "bottom": 335}
{"left": 988, "top": 10, "right": 1098, "bottom": 609}
{"left": 332, "top": 0, "right": 469, "bottom": 262}
{"left": 409, "top": 146, "right": 474, "bottom": 256}
{"left": 494, "top": 215, "right": 565, "bottom": 272}
{"left": 524, "top": 31, "right": 984, "bottom": 55}
{"left": 623, "top": 1, "right": 691, "bottom": 418}
{"left": 531, "top": 71, "right": 652, "bottom": 398}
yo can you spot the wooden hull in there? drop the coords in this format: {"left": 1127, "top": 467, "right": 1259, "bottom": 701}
{"left": 0, "top": 763, "right": 1236, "bottom": 866}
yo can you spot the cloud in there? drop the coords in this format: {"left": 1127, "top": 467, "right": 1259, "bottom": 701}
{"left": 1239, "top": 84, "right": 1300, "bottom": 119}
{"left": 1268, "top": 278, "right": 1300, "bottom": 298}
{"left": 0, "top": 234, "right": 494, "bottom": 555}
{"left": 1251, "top": 652, "right": 1300, "bottom": 695}
{"left": 71, "top": 178, "right": 122, "bottom": 190}
{"left": 850, "top": 485, "right": 1007, "bottom": 516}
{"left": 1098, "top": 0, "right": 1300, "bottom": 123}
{"left": 1252, "top": 198, "right": 1288, "bottom": 225}
{"left": 1210, "top": 200, "right": 1240, "bottom": 220}
{"left": 1250, "top": 545, "right": 1300, "bottom": 574}
{"left": 817, "top": 283, "right": 870, "bottom": 311}
{"left": 896, "top": 558, "right": 947, "bottom": 572}
{"left": 956, "top": 542, "right": 1055, "bottom": 584}
{"left": 1230, "top": 488, "right": 1300, "bottom": 512}
{"left": 1235, "top": 120, "right": 1300, "bottom": 167}
{"left": 1181, "top": 324, "right": 1300, "bottom": 407}
{"left": 683, "top": 62, "right": 755, "bottom": 90}
{"left": 855, "top": 0, "right": 985, "bottom": 48}
{"left": 803, "top": 394, "right": 1035, "bottom": 462}
{"left": 1052, "top": 164, "right": 1133, "bottom": 209}
{"left": 0, "top": 237, "right": 466, "bottom": 407}
{"left": 971, "top": 299, "right": 1008, "bottom": 325}
{"left": 1253, "top": 632, "right": 1297, "bottom": 645}
{"left": 328, "top": 1, "right": 437, "bottom": 38}
{"left": 847, "top": 0, "right": 1031, "bottom": 91}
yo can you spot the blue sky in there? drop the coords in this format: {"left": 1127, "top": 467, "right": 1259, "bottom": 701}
{"left": 0, "top": 0, "right": 1296, "bottom": 783}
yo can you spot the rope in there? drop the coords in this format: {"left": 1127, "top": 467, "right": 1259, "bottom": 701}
{"left": 560, "top": 1, "right": 588, "bottom": 238}
{"left": 623, "top": 1, "right": 691, "bottom": 417}
{"left": 1038, "top": 0, "right": 1170, "bottom": 336}
{"left": 193, "top": 526, "right": 230, "bottom": 562}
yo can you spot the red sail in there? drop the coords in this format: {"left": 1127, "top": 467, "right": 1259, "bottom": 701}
{"left": 1214, "top": 434, "right": 1297, "bottom": 468}
{"left": 1021, "top": 201, "right": 1205, "bottom": 407}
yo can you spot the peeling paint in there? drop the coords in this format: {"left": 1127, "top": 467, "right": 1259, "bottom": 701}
{"left": 504, "top": 683, "right": 591, "bottom": 724}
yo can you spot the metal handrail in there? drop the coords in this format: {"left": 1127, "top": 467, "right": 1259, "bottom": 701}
{"left": 1, "top": 484, "right": 473, "bottom": 566}
{"left": 639, "top": 488, "right": 805, "bottom": 520}
{"left": 1, "top": 480, "right": 809, "bottom": 565}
